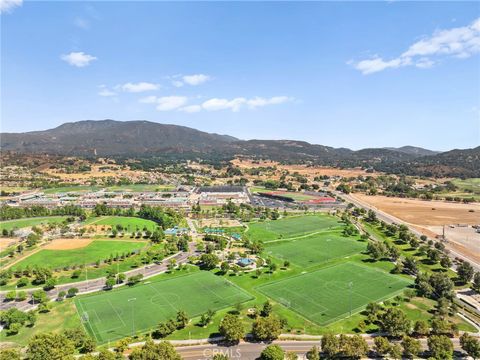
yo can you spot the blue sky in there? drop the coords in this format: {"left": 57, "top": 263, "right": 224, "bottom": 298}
{"left": 1, "top": 1, "right": 479, "bottom": 151}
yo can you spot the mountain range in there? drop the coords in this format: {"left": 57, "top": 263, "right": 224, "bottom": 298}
{"left": 1, "top": 120, "right": 478, "bottom": 177}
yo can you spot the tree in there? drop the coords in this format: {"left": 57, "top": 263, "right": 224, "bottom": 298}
{"left": 200, "top": 253, "right": 220, "bottom": 270}
{"left": 306, "top": 345, "right": 320, "bottom": 360}
{"left": 428, "top": 335, "right": 453, "bottom": 360}
{"left": 473, "top": 272, "right": 480, "bottom": 293}
{"left": 429, "top": 272, "right": 454, "bottom": 299}
{"left": 0, "top": 349, "right": 21, "bottom": 360}
{"left": 374, "top": 336, "right": 391, "bottom": 356}
{"left": 220, "top": 261, "right": 230, "bottom": 274}
{"left": 401, "top": 336, "right": 421, "bottom": 359}
{"left": 379, "top": 308, "right": 411, "bottom": 337}
{"left": 129, "top": 339, "right": 181, "bottom": 360}
{"left": 389, "top": 344, "right": 403, "bottom": 360}
{"left": 176, "top": 310, "right": 189, "bottom": 329}
{"left": 261, "top": 301, "right": 273, "bottom": 317}
{"left": 105, "top": 278, "right": 115, "bottom": 290}
{"left": 321, "top": 333, "right": 339, "bottom": 358}
{"left": 338, "top": 334, "right": 368, "bottom": 359}
{"left": 219, "top": 314, "right": 244, "bottom": 343}
{"left": 212, "top": 355, "right": 229, "bottom": 360}
{"left": 252, "top": 315, "right": 282, "bottom": 341}
{"left": 413, "top": 320, "right": 429, "bottom": 337}
{"left": 260, "top": 344, "right": 284, "bottom": 360}
{"left": 458, "top": 261, "right": 474, "bottom": 284}
{"left": 5, "top": 290, "right": 16, "bottom": 302}
{"left": 67, "top": 287, "right": 79, "bottom": 297}
{"left": 32, "top": 289, "right": 48, "bottom": 304}
{"left": 460, "top": 333, "right": 480, "bottom": 359}
{"left": 26, "top": 332, "right": 75, "bottom": 360}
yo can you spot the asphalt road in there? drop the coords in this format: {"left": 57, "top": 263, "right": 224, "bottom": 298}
{"left": 175, "top": 338, "right": 468, "bottom": 360}
{"left": 0, "top": 243, "right": 198, "bottom": 311}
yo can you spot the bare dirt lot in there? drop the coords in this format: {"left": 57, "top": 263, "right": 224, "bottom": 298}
{"left": 197, "top": 219, "right": 243, "bottom": 228}
{"left": 230, "top": 159, "right": 381, "bottom": 178}
{"left": 352, "top": 194, "right": 480, "bottom": 226}
{"left": 0, "top": 238, "right": 18, "bottom": 248}
{"left": 44, "top": 238, "right": 94, "bottom": 250}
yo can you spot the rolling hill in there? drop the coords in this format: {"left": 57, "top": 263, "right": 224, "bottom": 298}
{"left": 1, "top": 120, "right": 478, "bottom": 177}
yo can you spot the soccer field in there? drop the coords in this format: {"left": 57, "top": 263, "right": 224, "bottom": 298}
{"left": 0, "top": 216, "right": 69, "bottom": 231}
{"left": 265, "top": 231, "right": 365, "bottom": 267}
{"left": 83, "top": 216, "right": 159, "bottom": 232}
{"left": 13, "top": 240, "right": 145, "bottom": 270}
{"left": 75, "top": 271, "right": 253, "bottom": 343}
{"left": 247, "top": 215, "right": 342, "bottom": 242}
{"left": 257, "top": 262, "right": 411, "bottom": 325}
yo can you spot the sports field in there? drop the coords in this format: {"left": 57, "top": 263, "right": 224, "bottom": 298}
{"left": 75, "top": 271, "right": 252, "bottom": 343}
{"left": 0, "top": 216, "right": 69, "bottom": 231}
{"left": 13, "top": 240, "right": 145, "bottom": 270}
{"left": 265, "top": 230, "right": 365, "bottom": 267}
{"left": 247, "top": 215, "right": 342, "bottom": 242}
{"left": 257, "top": 262, "right": 411, "bottom": 325}
{"left": 83, "top": 216, "right": 159, "bottom": 232}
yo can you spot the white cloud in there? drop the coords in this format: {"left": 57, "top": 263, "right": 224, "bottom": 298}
{"left": 182, "top": 74, "right": 211, "bottom": 86}
{"left": 180, "top": 105, "right": 202, "bottom": 113}
{"left": 353, "top": 17, "right": 480, "bottom": 74}
{"left": 74, "top": 17, "right": 90, "bottom": 30}
{"left": 172, "top": 80, "right": 184, "bottom": 88}
{"left": 0, "top": 0, "right": 22, "bottom": 14}
{"left": 246, "top": 96, "right": 292, "bottom": 108}
{"left": 201, "top": 96, "right": 292, "bottom": 112}
{"left": 97, "top": 85, "right": 116, "bottom": 97}
{"left": 156, "top": 96, "right": 188, "bottom": 111}
{"left": 61, "top": 51, "right": 97, "bottom": 67}
{"left": 202, "top": 97, "right": 246, "bottom": 112}
{"left": 120, "top": 82, "right": 159, "bottom": 93}
{"left": 139, "top": 96, "right": 187, "bottom": 111}
{"left": 139, "top": 95, "right": 158, "bottom": 104}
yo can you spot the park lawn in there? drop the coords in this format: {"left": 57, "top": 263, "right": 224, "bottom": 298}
{"left": 75, "top": 271, "right": 253, "bottom": 343}
{"left": 264, "top": 230, "right": 366, "bottom": 268}
{"left": 12, "top": 240, "right": 146, "bottom": 270}
{"left": 83, "top": 216, "right": 159, "bottom": 232}
{"left": 43, "top": 186, "right": 101, "bottom": 194}
{"left": 0, "top": 216, "right": 69, "bottom": 231}
{"left": 257, "top": 262, "right": 412, "bottom": 326}
{"left": 0, "top": 300, "right": 81, "bottom": 347}
{"left": 247, "top": 215, "right": 342, "bottom": 242}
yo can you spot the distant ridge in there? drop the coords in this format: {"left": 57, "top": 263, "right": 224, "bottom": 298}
{"left": 1, "top": 120, "right": 478, "bottom": 177}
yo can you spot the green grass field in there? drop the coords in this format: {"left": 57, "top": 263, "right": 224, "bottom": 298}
{"left": 448, "top": 178, "right": 480, "bottom": 200}
{"left": 257, "top": 262, "right": 411, "bottom": 325}
{"left": 265, "top": 230, "right": 366, "bottom": 267}
{"left": 105, "top": 184, "right": 175, "bottom": 192}
{"left": 75, "top": 271, "right": 252, "bottom": 343}
{"left": 83, "top": 216, "right": 159, "bottom": 232}
{"left": 247, "top": 215, "right": 342, "bottom": 242}
{"left": 43, "top": 186, "right": 101, "bottom": 194}
{"left": 13, "top": 240, "right": 145, "bottom": 270}
{"left": 0, "top": 216, "right": 69, "bottom": 231}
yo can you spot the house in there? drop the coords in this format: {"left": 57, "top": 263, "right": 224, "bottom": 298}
{"left": 237, "top": 258, "right": 254, "bottom": 267}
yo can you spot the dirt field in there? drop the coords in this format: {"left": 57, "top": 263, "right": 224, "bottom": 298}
{"left": 231, "top": 159, "right": 379, "bottom": 178}
{"left": 197, "top": 219, "right": 242, "bottom": 228}
{"left": 352, "top": 194, "right": 480, "bottom": 226}
{"left": 0, "top": 238, "right": 18, "bottom": 248}
{"left": 44, "top": 238, "right": 94, "bottom": 250}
